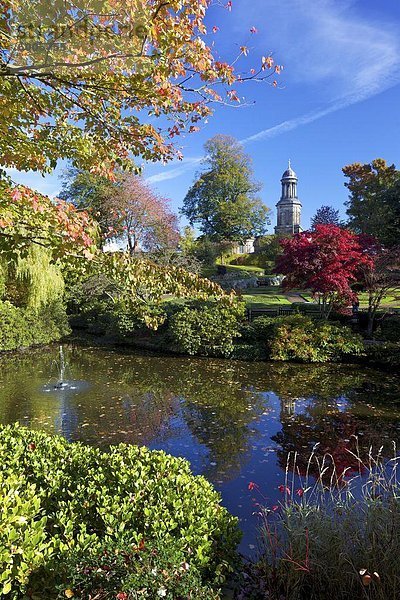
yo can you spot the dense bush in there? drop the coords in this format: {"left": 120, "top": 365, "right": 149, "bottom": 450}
{"left": 0, "top": 473, "right": 50, "bottom": 597}
{"left": 247, "top": 314, "right": 363, "bottom": 362}
{"left": 229, "top": 253, "right": 272, "bottom": 272}
{"left": 230, "top": 343, "right": 268, "bottom": 361}
{"left": 56, "top": 540, "right": 220, "bottom": 599}
{"left": 168, "top": 300, "right": 245, "bottom": 357}
{"left": 0, "top": 300, "right": 70, "bottom": 352}
{"left": 378, "top": 316, "right": 400, "bottom": 342}
{"left": 0, "top": 425, "right": 239, "bottom": 598}
{"left": 362, "top": 342, "right": 400, "bottom": 369}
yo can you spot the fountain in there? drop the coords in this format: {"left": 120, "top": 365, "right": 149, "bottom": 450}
{"left": 54, "top": 346, "right": 68, "bottom": 389}
{"left": 42, "top": 345, "right": 89, "bottom": 394}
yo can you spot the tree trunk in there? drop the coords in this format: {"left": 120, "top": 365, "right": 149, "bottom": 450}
{"left": 127, "top": 234, "right": 137, "bottom": 256}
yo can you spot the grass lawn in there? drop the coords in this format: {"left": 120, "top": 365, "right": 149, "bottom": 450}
{"left": 358, "top": 290, "right": 400, "bottom": 308}
{"left": 223, "top": 264, "right": 265, "bottom": 274}
{"left": 242, "top": 286, "right": 291, "bottom": 308}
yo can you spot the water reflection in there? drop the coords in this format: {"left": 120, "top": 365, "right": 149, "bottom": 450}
{"left": 0, "top": 344, "right": 399, "bottom": 554}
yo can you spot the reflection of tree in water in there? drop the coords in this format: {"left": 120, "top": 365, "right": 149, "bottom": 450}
{"left": 263, "top": 362, "right": 397, "bottom": 403}
{"left": 114, "top": 360, "right": 267, "bottom": 480}
{"left": 120, "top": 390, "right": 179, "bottom": 445}
{"left": 265, "top": 363, "right": 400, "bottom": 479}
{"left": 1, "top": 344, "right": 400, "bottom": 484}
{"left": 176, "top": 370, "right": 266, "bottom": 480}
{"left": 273, "top": 402, "right": 400, "bottom": 480}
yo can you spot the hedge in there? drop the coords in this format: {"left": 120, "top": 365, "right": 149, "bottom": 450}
{"left": 0, "top": 425, "right": 239, "bottom": 599}
{"left": 0, "top": 301, "right": 70, "bottom": 352}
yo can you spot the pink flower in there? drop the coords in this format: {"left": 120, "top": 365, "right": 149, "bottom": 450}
{"left": 272, "top": 505, "right": 280, "bottom": 512}
{"left": 296, "top": 488, "right": 304, "bottom": 497}
{"left": 248, "top": 481, "right": 258, "bottom": 491}
{"left": 250, "top": 26, "right": 258, "bottom": 34}
{"left": 278, "top": 484, "right": 291, "bottom": 495}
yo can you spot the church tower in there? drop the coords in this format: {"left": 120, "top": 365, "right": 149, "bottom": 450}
{"left": 274, "top": 161, "right": 302, "bottom": 235}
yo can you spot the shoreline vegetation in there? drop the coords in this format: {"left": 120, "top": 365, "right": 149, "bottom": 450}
{"left": 2, "top": 426, "right": 399, "bottom": 599}
{"left": 0, "top": 424, "right": 240, "bottom": 599}
{"left": 235, "top": 445, "right": 400, "bottom": 600}
{"left": 0, "top": 316, "right": 399, "bottom": 372}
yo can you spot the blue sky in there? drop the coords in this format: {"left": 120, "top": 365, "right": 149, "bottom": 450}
{"left": 8, "top": 0, "right": 400, "bottom": 232}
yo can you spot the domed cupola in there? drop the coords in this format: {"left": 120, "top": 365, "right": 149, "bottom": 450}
{"left": 275, "top": 160, "right": 302, "bottom": 235}
{"left": 282, "top": 160, "right": 297, "bottom": 180}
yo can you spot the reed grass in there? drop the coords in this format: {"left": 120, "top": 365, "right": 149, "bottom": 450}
{"left": 240, "top": 439, "right": 400, "bottom": 600}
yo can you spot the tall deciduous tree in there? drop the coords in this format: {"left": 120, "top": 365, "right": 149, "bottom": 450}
{"left": 59, "top": 168, "right": 114, "bottom": 240}
{"left": 343, "top": 159, "right": 400, "bottom": 243}
{"left": 107, "top": 175, "right": 179, "bottom": 254}
{"left": 182, "top": 135, "right": 270, "bottom": 242}
{"left": 376, "top": 179, "right": 400, "bottom": 248}
{"left": 60, "top": 170, "right": 179, "bottom": 253}
{"left": 275, "top": 224, "right": 373, "bottom": 317}
{"left": 1, "top": 1, "right": 280, "bottom": 175}
{"left": 311, "top": 205, "right": 340, "bottom": 229}
{"left": 357, "top": 239, "right": 400, "bottom": 336}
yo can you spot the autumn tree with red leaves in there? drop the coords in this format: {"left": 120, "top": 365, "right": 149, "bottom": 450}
{"left": 0, "top": 182, "right": 97, "bottom": 262}
{"left": 106, "top": 175, "right": 179, "bottom": 254}
{"left": 275, "top": 224, "right": 373, "bottom": 317}
{"left": 60, "top": 170, "right": 179, "bottom": 254}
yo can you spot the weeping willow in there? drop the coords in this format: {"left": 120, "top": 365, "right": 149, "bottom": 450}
{"left": 1, "top": 246, "right": 64, "bottom": 310}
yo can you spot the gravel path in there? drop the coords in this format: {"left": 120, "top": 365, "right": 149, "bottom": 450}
{"left": 285, "top": 293, "right": 309, "bottom": 303}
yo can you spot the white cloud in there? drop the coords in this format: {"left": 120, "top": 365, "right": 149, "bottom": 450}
{"left": 145, "top": 157, "right": 202, "bottom": 184}
{"left": 240, "top": 0, "right": 400, "bottom": 143}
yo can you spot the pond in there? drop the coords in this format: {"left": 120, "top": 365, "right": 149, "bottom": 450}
{"left": 1, "top": 343, "right": 400, "bottom": 555}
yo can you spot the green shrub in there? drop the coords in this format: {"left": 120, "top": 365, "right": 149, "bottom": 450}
{"left": 0, "top": 473, "right": 51, "bottom": 597}
{"left": 378, "top": 317, "right": 400, "bottom": 342}
{"left": 362, "top": 342, "right": 400, "bottom": 369}
{"left": 168, "top": 300, "right": 245, "bottom": 357}
{"left": 57, "top": 539, "right": 220, "bottom": 599}
{"left": 230, "top": 343, "right": 268, "bottom": 361}
{"left": 0, "top": 300, "right": 70, "bottom": 352}
{"left": 229, "top": 253, "right": 273, "bottom": 271}
{"left": 249, "top": 314, "right": 363, "bottom": 362}
{"left": 0, "top": 425, "right": 239, "bottom": 598}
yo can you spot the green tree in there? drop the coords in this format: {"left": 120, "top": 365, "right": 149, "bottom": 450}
{"left": 311, "top": 205, "right": 341, "bottom": 228}
{"left": 59, "top": 167, "right": 115, "bottom": 240}
{"left": 378, "top": 179, "right": 400, "bottom": 247}
{"left": 181, "top": 135, "right": 270, "bottom": 243}
{"left": 179, "top": 226, "right": 197, "bottom": 256}
{"left": 343, "top": 159, "right": 400, "bottom": 244}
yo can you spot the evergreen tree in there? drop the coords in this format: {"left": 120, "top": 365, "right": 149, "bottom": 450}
{"left": 311, "top": 205, "right": 340, "bottom": 229}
